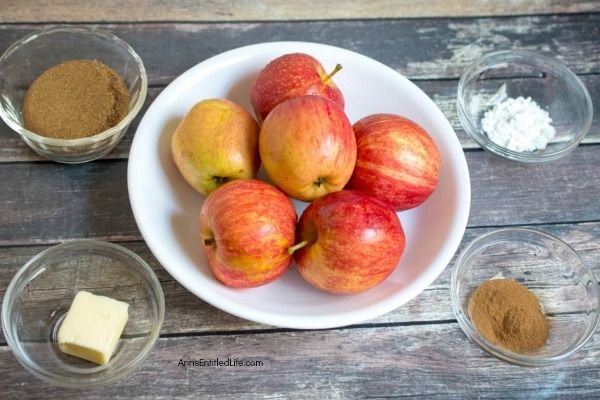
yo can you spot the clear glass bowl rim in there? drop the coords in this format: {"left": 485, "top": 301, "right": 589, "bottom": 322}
{"left": 1, "top": 240, "right": 165, "bottom": 387}
{"left": 456, "top": 49, "right": 593, "bottom": 163}
{"left": 0, "top": 25, "right": 148, "bottom": 147}
{"left": 450, "top": 227, "right": 600, "bottom": 366}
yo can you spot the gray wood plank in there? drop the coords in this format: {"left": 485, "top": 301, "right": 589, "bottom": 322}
{"left": 0, "top": 11, "right": 598, "bottom": 400}
{"left": 1, "top": 74, "right": 598, "bottom": 162}
{"left": 2, "top": 0, "right": 599, "bottom": 23}
{"left": 0, "top": 160, "right": 138, "bottom": 246}
{"left": 0, "top": 14, "right": 598, "bottom": 84}
{"left": 2, "top": 221, "right": 599, "bottom": 344}
{"left": 1, "top": 322, "right": 599, "bottom": 399}
{"left": 467, "top": 146, "right": 600, "bottom": 226}
{"left": 0, "top": 146, "right": 599, "bottom": 246}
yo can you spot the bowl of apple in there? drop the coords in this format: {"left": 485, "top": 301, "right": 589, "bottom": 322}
{"left": 128, "top": 41, "right": 471, "bottom": 329}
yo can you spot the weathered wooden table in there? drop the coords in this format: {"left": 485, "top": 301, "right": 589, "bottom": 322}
{"left": 1, "top": 1, "right": 599, "bottom": 398}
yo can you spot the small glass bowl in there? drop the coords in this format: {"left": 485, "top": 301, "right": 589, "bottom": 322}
{"left": 0, "top": 26, "right": 147, "bottom": 163}
{"left": 451, "top": 228, "right": 600, "bottom": 366}
{"left": 1, "top": 241, "right": 165, "bottom": 387}
{"left": 457, "top": 50, "right": 593, "bottom": 162}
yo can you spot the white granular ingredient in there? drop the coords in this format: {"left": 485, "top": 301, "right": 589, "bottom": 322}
{"left": 481, "top": 96, "right": 555, "bottom": 152}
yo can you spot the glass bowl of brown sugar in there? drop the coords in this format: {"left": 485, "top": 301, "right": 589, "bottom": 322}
{"left": 451, "top": 228, "right": 600, "bottom": 366}
{"left": 0, "top": 26, "right": 147, "bottom": 163}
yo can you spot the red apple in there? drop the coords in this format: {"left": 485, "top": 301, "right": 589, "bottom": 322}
{"left": 259, "top": 95, "right": 356, "bottom": 202}
{"left": 290, "top": 190, "right": 405, "bottom": 294}
{"left": 251, "top": 53, "right": 344, "bottom": 122}
{"left": 347, "top": 113, "right": 441, "bottom": 211}
{"left": 199, "top": 179, "right": 297, "bottom": 288}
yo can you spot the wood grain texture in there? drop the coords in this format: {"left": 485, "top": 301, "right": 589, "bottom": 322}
{"left": 0, "top": 15, "right": 598, "bottom": 163}
{"left": 0, "top": 7, "right": 599, "bottom": 398}
{"left": 418, "top": 75, "right": 600, "bottom": 147}
{"left": 1, "top": 221, "right": 599, "bottom": 345}
{"left": 0, "top": 146, "right": 598, "bottom": 246}
{"left": 0, "top": 160, "right": 138, "bottom": 246}
{"left": 1, "top": 74, "right": 598, "bottom": 162}
{"left": 0, "top": 14, "right": 598, "bottom": 84}
{"left": 1, "top": 322, "right": 599, "bottom": 399}
{"left": 2, "top": 0, "right": 599, "bottom": 23}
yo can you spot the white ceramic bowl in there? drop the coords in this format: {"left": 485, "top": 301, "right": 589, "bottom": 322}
{"left": 128, "top": 41, "right": 471, "bottom": 329}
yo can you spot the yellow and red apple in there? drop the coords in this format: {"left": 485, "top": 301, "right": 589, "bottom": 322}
{"left": 199, "top": 179, "right": 297, "bottom": 288}
{"left": 250, "top": 53, "right": 344, "bottom": 122}
{"left": 347, "top": 114, "right": 441, "bottom": 211}
{"left": 171, "top": 99, "right": 260, "bottom": 196}
{"left": 291, "top": 190, "right": 406, "bottom": 294}
{"left": 259, "top": 95, "right": 356, "bottom": 202}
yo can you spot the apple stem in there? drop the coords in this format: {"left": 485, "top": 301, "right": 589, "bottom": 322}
{"left": 213, "top": 176, "right": 228, "bottom": 185}
{"left": 313, "top": 176, "right": 325, "bottom": 188}
{"left": 204, "top": 238, "right": 214, "bottom": 246}
{"left": 323, "top": 64, "right": 343, "bottom": 84}
{"left": 287, "top": 240, "right": 309, "bottom": 255}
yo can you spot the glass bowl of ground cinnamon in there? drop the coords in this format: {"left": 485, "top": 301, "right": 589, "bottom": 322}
{"left": 0, "top": 26, "right": 147, "bottom": 163}
{"left": 451, "top": 228, "right": 599, "bottom": 366}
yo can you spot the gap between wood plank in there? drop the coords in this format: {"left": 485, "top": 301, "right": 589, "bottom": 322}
{"left": 2, "top": 1, "right": 599, "bottom": 23}
{"left": 2, "top": 219, "right": 600, "bottom": 249}
{"left": 1, "top": 73, "right": 599, "bottom": 163}
{"left": 3, "top": 11, "right": 600, "bottom": 25}
{"left": 2, "top": 222, "right": 599, "bottom": 342}
{"left": 0, "top": 319, "right": 459, "bottom": 348}
{"left": 2, "top": 14, "right": 600, "bottom": 84}
{"left": 160, "top": 318, "right": 459, "bottom": 339}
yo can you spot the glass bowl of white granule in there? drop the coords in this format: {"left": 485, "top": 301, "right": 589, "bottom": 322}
{"left": 457, "top": 50, "right": 593, "bottom": 162}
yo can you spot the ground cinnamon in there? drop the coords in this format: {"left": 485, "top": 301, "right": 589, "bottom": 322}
{"left": 468, "top": 278, "right": 549, "bottom": 353}
{"left": 23, "top": 59, "right": 129, "bottom": 139}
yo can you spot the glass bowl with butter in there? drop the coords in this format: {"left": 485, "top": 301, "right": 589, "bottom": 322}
{"left": 1, "top": 241, "right": 164, "bottom": 387}
{"left": 457, "top": 50, "right": 593, "bottom": 162}
{"left": 0, "top": 26, "right": 147, "bottom": 163}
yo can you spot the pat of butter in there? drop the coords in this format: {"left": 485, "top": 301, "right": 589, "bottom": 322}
{"left": 57, "top": 291, "right": 129, "bottom": 365}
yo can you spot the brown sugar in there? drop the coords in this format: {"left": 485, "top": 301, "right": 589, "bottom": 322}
{"left": 23, "top": 59, "right": 129, "bottom": 139}
{"left": 468, "top": 278, "right": 549, "bottom": 353}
